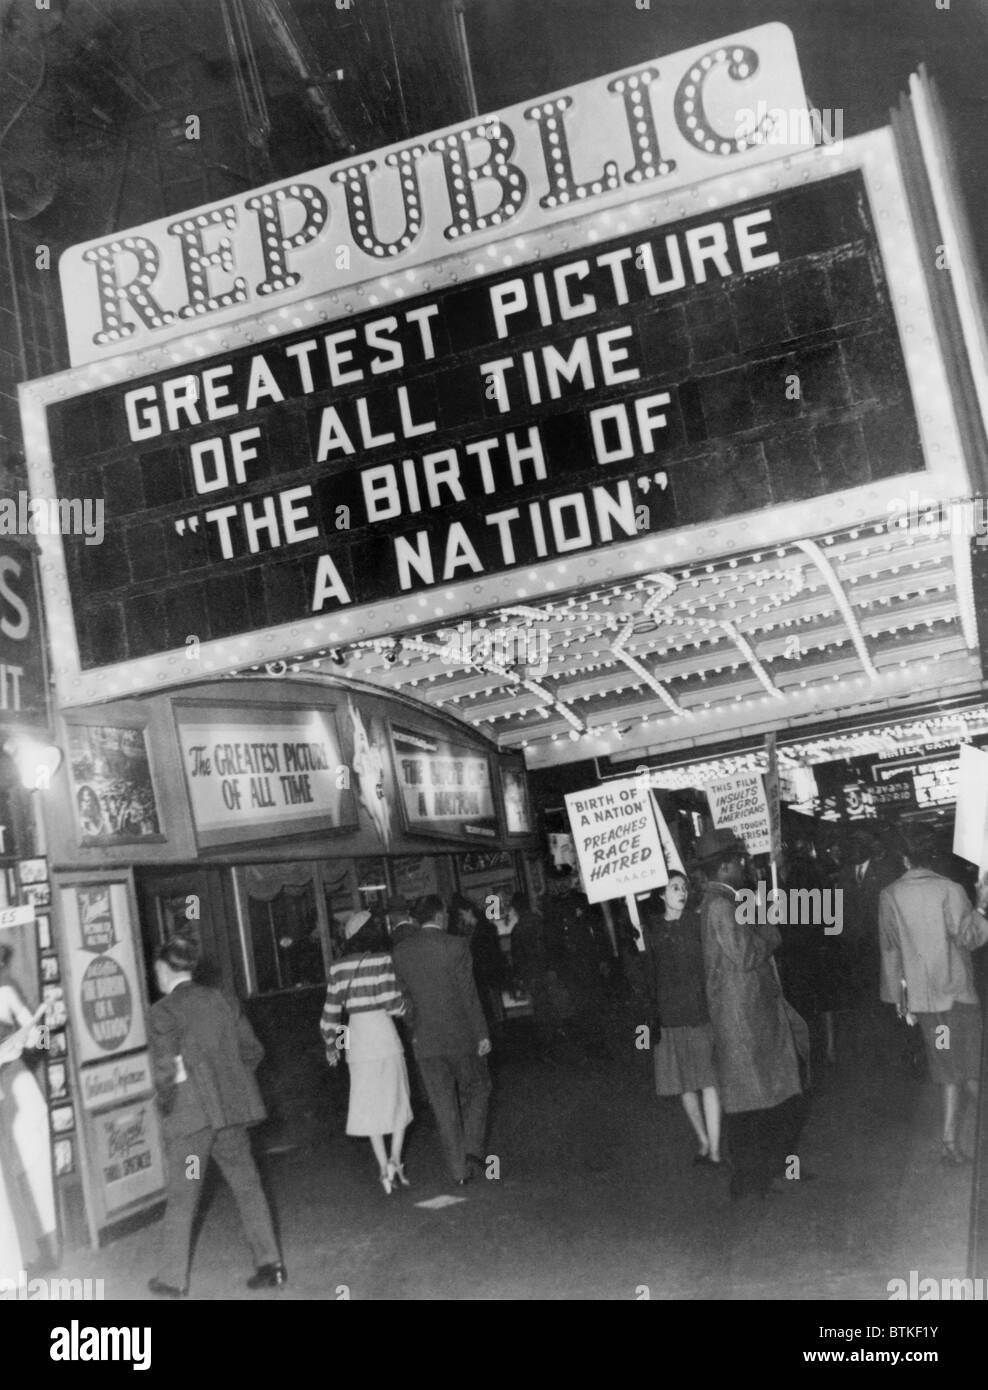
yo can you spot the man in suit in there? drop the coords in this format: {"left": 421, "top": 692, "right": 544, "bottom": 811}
{"left": 839, "top": 828, "right": 902, "bottom": 1000}
{"left": 385, "top": 895, "right": 419, "bottom": 947}
{"left": 148, "top": 936, "right": 285, "bottom": 1297}
{"left": 392, "top": 895, "right": 491, "bottom": 1185}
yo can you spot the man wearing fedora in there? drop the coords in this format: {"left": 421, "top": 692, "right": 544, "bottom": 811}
{"left": 697, "top": 828, "right": 809, "bottom": 1199}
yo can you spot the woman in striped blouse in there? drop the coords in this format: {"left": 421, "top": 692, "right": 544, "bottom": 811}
{"left": 321, "top": 911, "right": 413, "bottom": 1194}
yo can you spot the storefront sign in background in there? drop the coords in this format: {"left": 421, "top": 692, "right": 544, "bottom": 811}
{"left": 59, "top": 25, "right": 809, "bottom": 365}
{"left": 565, "top": 777, "right": 669, "bottom": 903}
{"left": 706, "top": 772, "right": 772, "bottom": 855}
{"left": 0, "top": 541, "right": 47, "bottom": 728}
{"left": 175, "top": 703, "right": 356, "bottom": 848}
{"left": 391, "top": 725, "right": 496, "bottom": 841}
{"left": 60, "top": 882, "right": 148, "bottom": 1065}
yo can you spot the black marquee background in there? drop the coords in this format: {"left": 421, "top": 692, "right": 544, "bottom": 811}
{"left": 47, "top": 170, "right": 923, "bottom": 670}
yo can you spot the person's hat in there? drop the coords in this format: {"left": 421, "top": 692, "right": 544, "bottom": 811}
{"left": 385, "top": 895, "right": 410, "bottom": 916}
{"left": 344, "top": 910, "right": 372, "bottom": 940}
{"left": 694, "top": 827, "right": 748, "bottom": 864}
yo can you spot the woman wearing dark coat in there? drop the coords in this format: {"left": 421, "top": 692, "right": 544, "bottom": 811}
{"left": 641, "top": 872, "right": 721, "bottom": 1165}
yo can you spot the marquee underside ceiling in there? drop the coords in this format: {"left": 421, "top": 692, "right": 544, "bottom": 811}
{"left": 241, "top": 501, "right": 984, "bottom": 775}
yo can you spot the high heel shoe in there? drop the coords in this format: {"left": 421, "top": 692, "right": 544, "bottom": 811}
{"left": 387, "top": 1159, "right": 410, "bottom": 1188}
{"left": 379, "top": 1168, "right": 394, "bottom": 1194}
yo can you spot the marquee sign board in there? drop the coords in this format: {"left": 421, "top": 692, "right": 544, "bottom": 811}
{"left": 21, "top": 103, "right": 966, "bottom": 709}
{"left": 58, "top": 24, "right": 810, "bottom": 367}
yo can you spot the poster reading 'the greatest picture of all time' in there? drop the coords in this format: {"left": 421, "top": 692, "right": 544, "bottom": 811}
{"left": 175, "top": 702, "right": 357, "bottom": 848}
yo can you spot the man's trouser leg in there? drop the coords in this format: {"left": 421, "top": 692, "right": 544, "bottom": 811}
{"left": 417, "top": 1055, "right": 465, "bottom": 1181}
{"left": 211, "top": 1125, "right": 280, "bottom": 1269}
{"left": 771, "top": 1091, "right": 810, "bottom": 1180}
{"left": 158, "top": 1127, "right": 213, "bottom": 1289}
{"left": 450, "top": 1053, "right": 491, "bottom": 1161}
{"left": 725, "top": 1109, "right": 770, "bottom": 1196}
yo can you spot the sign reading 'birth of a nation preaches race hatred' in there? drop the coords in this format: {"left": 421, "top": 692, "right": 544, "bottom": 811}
{"left": 565, "top": 777, "right": 670, "bottom": 902}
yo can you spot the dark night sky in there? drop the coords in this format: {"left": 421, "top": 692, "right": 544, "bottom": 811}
{"left": 465, "top": 0, "right": 988, "bottom": 277}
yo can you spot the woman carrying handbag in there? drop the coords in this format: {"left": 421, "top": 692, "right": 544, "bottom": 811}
{"left": 320, "top": 911, "right": 413, "bottom": 1193}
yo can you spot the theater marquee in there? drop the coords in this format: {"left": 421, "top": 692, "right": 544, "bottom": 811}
{"left": 20, "top": 29, "right": 966, "bottom": 709}
{"left": 58, "top": 24, "right": 809, "bottom": 367}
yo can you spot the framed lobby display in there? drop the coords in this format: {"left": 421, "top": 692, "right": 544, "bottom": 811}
{"left": 56, "top": 871, "right": 165, "bottom": 1245}
{"left": 66, "top": 722, "right": 163, "bottom": 848}
{"left": 174, "top": 701, "right": 357, "bottom": 849}
{"left": 499, "top": 762, "right": 534, "bottom": 838}
{"left": 389, "top": 724, "right": 498, "bottom": 842}
{"left": 59, "top": 881, "right": 149, "bottom": 1065}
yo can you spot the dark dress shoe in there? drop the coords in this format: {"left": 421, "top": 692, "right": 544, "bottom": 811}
{"left": 454, "top": 1171, "right": 474, "bottom": 1186}
{"left": 247, "top": 1262, "right": 288, "bottom": 1290}
{"left": 148, "top": 1277, "right": 187, "bottom": 1298}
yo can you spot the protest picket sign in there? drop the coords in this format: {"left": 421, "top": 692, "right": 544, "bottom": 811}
{"left": 764, "top": 734, "right": 782, "bottom": 863}
{"left": 706, "top": 771, "right": 772, "bottom": 856}
{"left": 565, "top": 777, "right": 670, "bottom": 902}
{"left": 565, "top": 778, "right": 670, "bottom": 951}
{"left": 764, "top": 733, "right": 782, "bottom": 896}
{"left": 952, "top": 744, "right": 988, "bottom": 870}
{"left": 650, "top": 795, "right": 686, "bottom": 876}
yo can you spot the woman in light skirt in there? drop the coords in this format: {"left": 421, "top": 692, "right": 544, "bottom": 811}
{"left": 321, "top": 912, "right": 413, "bottom": 1193}
{"left": 642, "top": 873, "right": 722, "bottom": 1166}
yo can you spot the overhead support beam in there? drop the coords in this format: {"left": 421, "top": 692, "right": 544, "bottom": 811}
{"left": 248, "top": 0, "right": 353, "bottom": 152}
{"left": 796, "top": 537, "right": 879, "bottom": 680}
{"left": 719, "top": 618, "right": 783, "bottom": 701}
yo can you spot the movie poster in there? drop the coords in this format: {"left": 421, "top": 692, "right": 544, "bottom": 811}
{"left": 67, "top": 725, "right": 162, "bottom": 847}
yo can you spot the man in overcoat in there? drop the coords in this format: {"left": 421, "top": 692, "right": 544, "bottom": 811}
{"left": 149, "top": 936, "right": 285, "bottom": 1295}
{"left": 698, "top": 829, "right": 809, "bottom": 1198}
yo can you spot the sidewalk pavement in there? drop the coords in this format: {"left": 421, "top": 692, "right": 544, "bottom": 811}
{"left": 50, "top": 1008, "right": 973, "bottom": 1300}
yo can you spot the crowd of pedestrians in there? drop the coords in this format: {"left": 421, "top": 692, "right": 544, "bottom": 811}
{"left": 630, "top": 821, "right": 988, "bottom": 1198}
{"left": 313, "top": 819, "right": 988, "bottom": 1208}
{"left": 132, "top": 817, "right": 988, "bottom": 1293}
